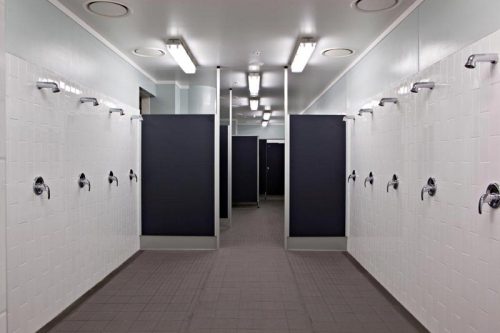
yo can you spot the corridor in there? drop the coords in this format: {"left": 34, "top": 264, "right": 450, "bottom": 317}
{"left": 45, "top": 201, "right": 426, "bottom": 333}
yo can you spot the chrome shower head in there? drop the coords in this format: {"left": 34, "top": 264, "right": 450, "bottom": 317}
{"left": 465, "top": 53, "right": 498, "bottom": 69}
{"left": 109, "top": 108, "right": 125, "bottom": 116}
{"left": 36, "top": 81, "right": 60, "bottom": 93}
{"left": 411, "top": 81, "right": 435, "bottom": 93}
{"left": 80, "top": 97, "right": 99, "bottom": 106}
{"left": 358, "top": 108, "right": 373, "bottom": 116}
{"left": 378, "top": 97, "right": 398, "bottom": 107}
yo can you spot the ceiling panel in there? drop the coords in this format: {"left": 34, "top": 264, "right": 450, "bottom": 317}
{"left": 54, "top": 0, "right": 418, "bottom": 119}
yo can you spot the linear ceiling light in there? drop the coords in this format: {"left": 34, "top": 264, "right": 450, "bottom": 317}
{"left": 250, "top": 98, "right": 259, "bottom": 111}
{"left": 263, "top": 111, "right": 272, "bottom": 121}
{"left": 166, "top": 39, "right": 196, "bottom": 74}
{"left": 248, "top": 73, "right": 260, "bottom": 96}
{"left": 261, "top": 120, "right": 269, "bottom": 127}
{"left": 290, "top": 38, "right": 317, "bottom": 73}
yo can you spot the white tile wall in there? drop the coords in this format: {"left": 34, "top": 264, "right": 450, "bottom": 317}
{"left": 5, "top": 53, "right": 141, "bottom": 333}
{"left": 0, "top": 0, "right": 7, "bottom": 332}
{"left": 347, "top": 28, "right": 500, "bottom": 333}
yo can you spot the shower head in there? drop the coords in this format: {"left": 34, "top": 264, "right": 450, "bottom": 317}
{"left": 109, "top": 108, "right": 125, "bottom": 116}
{"left": 358, "top": 108, "right": 373, "bottom": 116}
{"left": 465, "top": 53, "right": 498, "bottom": 69}
{"left": 80, "top": 97, "right": 99, "bottom": 106}
{"left": 411, "top": 81, "right": 435, "bottom": 93}
{"left": 36, "top": 81, "right": 60, "bottom": 93}
{"left": 378, "top": 97, "right": 398, "bottom": 107}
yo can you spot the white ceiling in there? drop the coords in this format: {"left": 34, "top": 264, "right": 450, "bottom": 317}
{"left": 53, "top": 0, "right": 417, "bottom": 123}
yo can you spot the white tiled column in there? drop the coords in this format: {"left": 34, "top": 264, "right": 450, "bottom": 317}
{"left": 0, "top": 0, "right": 7, "bottom": 332}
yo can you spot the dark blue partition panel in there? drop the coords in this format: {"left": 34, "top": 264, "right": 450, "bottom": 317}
{"left": 142, "top": 115, "right": 214, "bottom": 236}
{"left": 232, "top": 136, "right": 258, "bottom": 204}
{"left": 259, "top": 139, "right": 267, "bottom": 195}
{"left": 290, "top": 115, "right": 346, "bottom": 237}
{"left": 267, "top": 143, "right": 285, "bottom": 196}
{"left": 220, "top": 126, "right": 229, "bottom": 219}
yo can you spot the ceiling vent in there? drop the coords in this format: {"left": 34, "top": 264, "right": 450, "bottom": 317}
{"left": 322, "top": 48, "right": 354, "bottom": 57}
{"left": 86, "top": 1, "right": 130, "bottom": 17}
{"left": 352, "top": 0, "right": 399, "bottom": 12}
{"left": 133, "top": 48, "right": 165, "bottom": 58}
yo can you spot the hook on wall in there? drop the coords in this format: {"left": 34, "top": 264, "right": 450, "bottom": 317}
{"left": 33, "top": 176, "right": 51, "bottom": 199}
{"left": 36, "top": 81, "right": 60, "bottom": 93}
{"left": 80, "top": 97, "right": 99, "bottom": 106}
{"left": 78, "top": 173, "right": 91, "bottom": 191}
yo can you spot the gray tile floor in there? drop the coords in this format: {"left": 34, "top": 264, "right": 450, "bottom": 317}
{"left": 47, "top": 200, "right": 428, "bottom": 333}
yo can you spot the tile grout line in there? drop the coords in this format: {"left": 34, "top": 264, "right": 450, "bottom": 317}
{"left": 284, "top": 249, "right": 318, "bottom": 333}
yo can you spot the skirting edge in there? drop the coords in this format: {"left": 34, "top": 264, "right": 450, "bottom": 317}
{"left": 286, "top": 237, "right": 347, "bottom": 251}
{"left": 140, "top": 236, "right": 218, "bottom": 250}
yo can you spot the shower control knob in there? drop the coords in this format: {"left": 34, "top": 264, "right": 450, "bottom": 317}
{"left": 348, "top": 170, "right": 356, "bottom": 183}
{"left": 33, "top": 176, "right": 50, "bottom": 199}
{"left": 108, "top": 171, "right": 119, "bottom": 186}
{"left": 478, "top": 183, "right": 500, "bottom": 214}
{"left": 129, "top": 169, "right": 138, "bottom": 182}
{"left": 364, "top": 172, "right": 374, "bottom": 187}
{"left": 421, "top": 177, "right": 436, "bottom": 200}
{"left": 386, "top": 174, "right": 399, "bottom": 192}
{"left": 78, "top": 173, "right": 91, "bottom": 191}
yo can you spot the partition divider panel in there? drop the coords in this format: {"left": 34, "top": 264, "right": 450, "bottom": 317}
{"left": 289, "top": 115, "right": 346, "bottom": 238}
{"left": 141, "top": 115, "right": 215, "bottom": 237}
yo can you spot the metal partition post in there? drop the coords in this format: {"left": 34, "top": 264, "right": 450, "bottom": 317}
{"left": 215, "top": 66, "right": 221, "bottom": 248}
{"left": 284, "top": 67, "right": 290, "bottom": 250}
{"left": 228, "top": 88, "right": 233, "bottom": 226}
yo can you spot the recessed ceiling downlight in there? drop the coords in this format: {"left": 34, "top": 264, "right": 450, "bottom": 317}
{"left": 133, "top": 48, "right": 165, "bottom": 58}
{"left": 353, "top": 0, "right": 399, "bottom": 12}
{"left": 322, "top": 48, "right": 354, "bottom": 58}
{"left": 86, "top": 1, "right": 129, "bottom": 17}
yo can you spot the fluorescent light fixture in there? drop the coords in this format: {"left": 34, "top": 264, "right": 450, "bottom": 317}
{"left": 261, "top": 120, "right": 269, "bottom": 127}
{"left": 248, "top": 73, "right": 260, "bottom": 96}
{"left": 250, "top": 98, "right": 259, "bottom": 111}
{"left": 290, "top": 38, "right": 317, "bottom": 73}
{"left": 166, "top": 39, "right": 196, "bottom": 74}
{"left": 263, "top": 111, "right": 271, "bottom": 121}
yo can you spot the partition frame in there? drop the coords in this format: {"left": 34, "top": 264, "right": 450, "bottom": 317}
{"left": 284, "top": 67, "right": 290, "bottom": 249}
{"left": 228, "top": 88, "right": 233, "bottom": 226}
{"left": 215, "top": 66, "right": 220, "bottom": 249}
{"left": 140, "top": 67, "right": 220, "bottom": 250}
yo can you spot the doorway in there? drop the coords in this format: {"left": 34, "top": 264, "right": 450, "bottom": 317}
{"left": 259, "top": 139, "right": 285, "bottom": 199}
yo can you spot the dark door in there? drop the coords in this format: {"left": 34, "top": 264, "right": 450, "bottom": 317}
{"left": 142, "top": 115, "right": 215, "bottom": 236}
{"left": 266, "top": 143, "right": 284, "bottom": 196}
{"left": 232, "top": 136, "right": 259, "bottom": 204}
{"left": 290, "top": 115, "right": 346, "bottom": 237}
{"left": 259, "top": 139, "right": 267, "bottom": 195}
